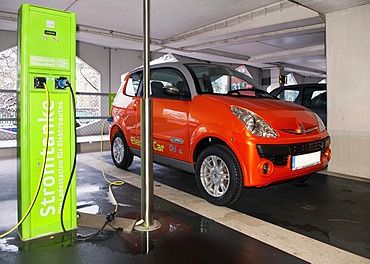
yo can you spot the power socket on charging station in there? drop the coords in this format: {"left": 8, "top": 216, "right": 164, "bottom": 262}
{"left": 34, "top": 77, "right": 47, "bottom": 89}
{"left": 34, "top": 76, "right": 70, "bottom": 90}
{"left": 55, "top": 77, "right": 68, "bottom": 89}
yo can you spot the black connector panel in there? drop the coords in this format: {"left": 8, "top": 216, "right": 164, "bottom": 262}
{"left": 34, "top": 77, "right": 47, "bottom": 89}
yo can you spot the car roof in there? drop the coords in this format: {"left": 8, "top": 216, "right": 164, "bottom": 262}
{"left": 129, "top": 62, "right": 239, "bottom": 73}
{"left": 129, "top": 62, "right": 183, "bottom": 73}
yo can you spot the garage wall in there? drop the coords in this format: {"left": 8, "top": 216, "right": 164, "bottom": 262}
{"left": 0, "top": 32, "right": 144, "bottom": 94}
{"left": 292, "top": 73, "right": 324, "bottom": 84}
{"left": 326, "top": 4, "right": 370, "bottom": 179}
{"left": 0, "top": 30, "right": 16, "bottom": 51}
{"left": 76, "top": 42, "right": 110, "bottom": 93}
{"left": 110, "top": 48, "right": 143, "bottom": 92}
{"left": 246, "top": 66, "right": 261, "bottom": 84}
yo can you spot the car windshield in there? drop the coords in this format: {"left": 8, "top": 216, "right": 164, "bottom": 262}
{"left": 186, "top": 64, "right": 275, "bottom": 99}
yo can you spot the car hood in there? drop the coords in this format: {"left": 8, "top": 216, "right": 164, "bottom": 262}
{"left": 206, "top": 95, "right": 318, "bottom": 130}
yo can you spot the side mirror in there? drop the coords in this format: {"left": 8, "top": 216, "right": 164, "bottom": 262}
{"left": 164, "top": 85, "right": 183, "bottom": 97}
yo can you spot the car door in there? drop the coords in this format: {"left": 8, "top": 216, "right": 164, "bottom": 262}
{"left": 135, "top": 67, "right": 191, "bottom": 162}
{"left": 116, "top": 71, "right": 143, "bottom": 150}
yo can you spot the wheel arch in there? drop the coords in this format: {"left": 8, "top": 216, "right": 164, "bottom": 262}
{"left": 109, "top": 124, "right": 123, "bottom": 142}
{"left": 191, "top": 133, "right": 250, "bottom": 187}
{"left": 192, "top": 136, "right": 227, "bottom": 163}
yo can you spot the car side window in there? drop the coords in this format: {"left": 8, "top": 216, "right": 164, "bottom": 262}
{"left": 124, "top": 72, "right": 143, "bottom": 97}
{"left": 276, "top": 89, "right": 299, "bottom": 102}
{"left": 149, "top": 68, "right": 191, "bottom": 100}
{"left": 311, "top": 91, "right": 327, "bottom": 107}
{"left": 302, "top": 87, "right": 326, "bottom": 108}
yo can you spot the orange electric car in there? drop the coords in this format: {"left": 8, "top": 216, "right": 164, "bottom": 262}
{"left": 109, "top": 63, "right": 331, "bottom": 205}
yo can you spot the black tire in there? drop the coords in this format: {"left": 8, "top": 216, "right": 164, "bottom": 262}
{"left": 111, "top": 131, "right": 134, "bottom": 169}
{"left": 195, "top": 145, "right": 243, "bottom": 206}
{"left": 296, "top": 174, "right": 311, "bottom": 184}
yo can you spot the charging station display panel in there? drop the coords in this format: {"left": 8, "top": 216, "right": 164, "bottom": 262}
{"left": 17, "top": 4, "right": 76, "bottom": 240}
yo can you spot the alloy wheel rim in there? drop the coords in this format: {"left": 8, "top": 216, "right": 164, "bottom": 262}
{"left": 113, "top": 137, "right": 124, "bottom": 163}
{"left": 200, "top": 155, "right": 230, "bottom": 197}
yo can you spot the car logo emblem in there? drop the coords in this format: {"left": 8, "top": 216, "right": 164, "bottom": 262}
{"left": 297, "top": 123, "right": 306, "bottom": 134}
{"left": 170, "top": 138, "right": 184, "bottom": 144}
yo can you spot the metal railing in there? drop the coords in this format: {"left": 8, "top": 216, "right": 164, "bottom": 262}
{"left": 0, "top": 89, "right": 17, "bottom": 147}
{"left": 0, "top": 90, "right": 111, "bottom": 148}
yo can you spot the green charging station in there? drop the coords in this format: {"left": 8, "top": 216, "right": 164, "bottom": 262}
{"left": 17, "top": 4, "right": 77, "bottom": 240}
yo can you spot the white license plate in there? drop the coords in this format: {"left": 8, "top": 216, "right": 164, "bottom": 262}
{"left": 292, "top": 151, "right": 321, "bottom": 170}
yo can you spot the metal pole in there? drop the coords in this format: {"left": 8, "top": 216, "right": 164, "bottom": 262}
{"left": 135, "top": 0, "right": 160, "bottom": 232}
{"left": 142, "top": 0, "right": 153, "bottom": 227}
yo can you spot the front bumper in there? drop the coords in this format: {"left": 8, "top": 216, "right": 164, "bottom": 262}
{"left": 256, "top": 136, "right": 331, "bottom": 166}
{"left": 233, "top": 136, "right": 331, "bottom": 187}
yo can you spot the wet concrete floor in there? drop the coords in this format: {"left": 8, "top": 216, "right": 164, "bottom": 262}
{"left": 1, "top": 155, "right": 306, "bottom": 263}
{"left": 120, "top": 156, "right": 370, "bottom": 259}
{"left": 1, "top": 151, "right": 370, "bottom": 263}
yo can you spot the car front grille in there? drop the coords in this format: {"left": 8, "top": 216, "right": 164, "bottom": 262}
{"left": 257, "top": 137, "right": 330, "bottom": 166}
{"left": 289, "top": 140, "right": 325, "bottom": 156}
{"left": 261, "top": 154, "right": 288, "bottom": 166}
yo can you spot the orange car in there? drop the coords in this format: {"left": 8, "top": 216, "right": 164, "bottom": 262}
{"left": 110, "top": 63, "right": 331, "bottom": 205}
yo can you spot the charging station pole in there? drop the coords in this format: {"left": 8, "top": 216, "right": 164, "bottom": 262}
{"left": 17, "top": 4, "right": 77, "bottom": 240}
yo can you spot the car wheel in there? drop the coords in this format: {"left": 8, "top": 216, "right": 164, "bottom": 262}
{"left": 195, "top": 145, "right": 243, "bottom": 206}
{"left": 111, "top": 131, "right": 134, "bottom": 169}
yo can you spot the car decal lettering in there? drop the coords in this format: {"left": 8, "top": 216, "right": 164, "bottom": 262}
{"left": 131, "top": 137, "right": 164, "bottom": 152}
{"left": 131, "top": 136, "right": 141, "bottom": 146}
{"left": 169, "top": 144, "right": 177, "bottom": 153}
{"left": 153, "top": 142, "right": 164, "bottom": 152}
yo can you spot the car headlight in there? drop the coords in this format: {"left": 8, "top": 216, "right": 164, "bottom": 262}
{"left": 315, "top": 113, "right": 326, "bottom": 132}
{"left": 230, "top": 106, "right": 277, "bottom": 138}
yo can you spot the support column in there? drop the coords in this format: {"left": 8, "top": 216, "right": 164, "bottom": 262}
{"left": 326, "top": 4, "right": 370, "bottom": 180}
{"left": 270, "top": 66, "right": 286, "bottom": 91}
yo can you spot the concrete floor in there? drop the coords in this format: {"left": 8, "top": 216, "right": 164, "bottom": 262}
{"left": 0, "top": 151, "right": 370, "bottom": 263}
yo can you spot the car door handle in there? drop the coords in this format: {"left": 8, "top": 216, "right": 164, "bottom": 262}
{"left": 133, "top": 101, "right": 138, "bottom": 111}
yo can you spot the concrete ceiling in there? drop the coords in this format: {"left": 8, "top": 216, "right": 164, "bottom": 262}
{"left": 1, "top": 0, "right": 369, "bottom": 77}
